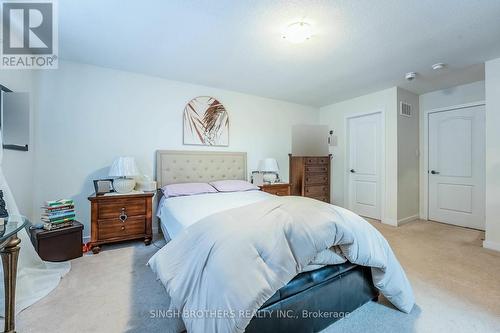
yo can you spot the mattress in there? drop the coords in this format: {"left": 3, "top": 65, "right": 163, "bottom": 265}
{"left": 157, "top": 190, "right": 273, "bottom": 240}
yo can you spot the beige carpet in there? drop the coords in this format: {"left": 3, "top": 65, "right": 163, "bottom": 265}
{"left": 16, "top": 219, "right": 500, "bottom": 333}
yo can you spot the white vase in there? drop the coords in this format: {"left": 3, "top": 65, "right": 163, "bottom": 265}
{"left": 113, "top": 178, "right": 136, "bottom": 193}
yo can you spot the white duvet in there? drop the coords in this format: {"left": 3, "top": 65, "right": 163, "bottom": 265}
{"left": 149, "top": 196, "right": 414, "bottom": 333}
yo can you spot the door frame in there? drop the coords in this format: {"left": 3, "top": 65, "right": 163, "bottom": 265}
{"left": 420, "top": 101, "right": 485, "bottom": 221}
{"left": 344, "top": 110, "right": 385, "bottom": 222}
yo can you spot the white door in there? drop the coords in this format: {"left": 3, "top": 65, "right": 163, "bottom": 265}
{"left": 347, "top": 112, "right": 382, "bottom": 220}
{"left": 428, "top": 105, "right": 485, "bottom": 230}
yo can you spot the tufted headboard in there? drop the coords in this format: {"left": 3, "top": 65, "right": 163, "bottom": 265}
{"left": 155, "top": 150, "right": 247, "bottom": 188}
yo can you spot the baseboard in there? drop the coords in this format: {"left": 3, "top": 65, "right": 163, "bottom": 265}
{"left": 397, "top": 215, "right": 419, "bottom": 226}
{"left": 381, "top": 218, "right": 398, "bottom": 226}
{"left": 483, "top": 240, "right": 500, "bottom": 252}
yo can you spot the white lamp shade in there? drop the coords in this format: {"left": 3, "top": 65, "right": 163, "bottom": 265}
{"left": 258, "top": 158, "right": 279, "bottom": 172}
{"left": 109, "top": 156, "right": 140, "bottom": 177}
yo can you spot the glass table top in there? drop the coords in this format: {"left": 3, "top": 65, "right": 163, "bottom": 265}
{"left": 0, "top": 216, "right": 29, "bottom": 244}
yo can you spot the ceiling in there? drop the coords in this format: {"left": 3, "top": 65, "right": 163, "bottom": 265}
{"left": 59, "top": 0, "right": 500, "bottom": 107}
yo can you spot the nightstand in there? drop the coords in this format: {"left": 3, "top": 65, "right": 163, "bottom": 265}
{"left": 88, "top": 192, "right": 154, "bottom": 254}
{"left": 259, "top": 183, "right": 291, "bottom": 196}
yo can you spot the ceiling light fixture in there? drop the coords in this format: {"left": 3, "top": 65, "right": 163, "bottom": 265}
{"left": 431, "top": 63, "right": 446, "bottom": 70}
{"left": 405, "top": 72, "right": 417, "bottom": 81}
{"left": 282, "top": 21, "right": 313, "bottom": 43}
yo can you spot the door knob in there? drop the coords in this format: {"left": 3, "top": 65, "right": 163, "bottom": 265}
{"left": 350, "top": 169, "right": 355, "bottom": 173}
{"left": 430, "top": 170, "right": 440, "bottom": 175}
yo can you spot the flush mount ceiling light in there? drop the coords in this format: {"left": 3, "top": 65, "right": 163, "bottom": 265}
{"left": 432, "top": 63, "right": 446, "bottom": 70}
{"left": 405, "top": 72, "right": 417, "bottom": 81}
{"left": 282, "top": 22, "right": 314, "bottom": 43}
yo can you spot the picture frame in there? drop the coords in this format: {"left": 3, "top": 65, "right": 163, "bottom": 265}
{"left": 93, "top": 179, "right": 115, "bottom": 196}
{"left": 251, "top": 171, "right": 264, "bottom": 186}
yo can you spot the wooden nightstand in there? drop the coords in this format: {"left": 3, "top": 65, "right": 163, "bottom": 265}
{"left": 88, "top": 192, "right": 154, "bottom": 254}
{"left": 259, "top": 183, "right": 291, "bottom": 196}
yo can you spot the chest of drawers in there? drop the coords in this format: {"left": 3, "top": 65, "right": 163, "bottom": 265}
{"left": 289, "top": 154, "right": 331, "bottom": 203}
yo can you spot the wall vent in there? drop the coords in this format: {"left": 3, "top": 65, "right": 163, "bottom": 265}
{"left": 400, "top": 101, "right": 412, "bottom": 117}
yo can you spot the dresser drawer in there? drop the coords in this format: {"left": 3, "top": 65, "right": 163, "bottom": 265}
{"left": 305, "top": 165, "right": 328, "bottom": 173}
{"left": 304, "top": 185, "right": 329, "bottom": 196}
{"left": 98, "top": 217, "right": 145, "bottom": 240}
{"left": 98, "top": 198, "right": 146, "bottom": 219}
{"left": 310, "top": 196, "right": 329, "bottom": 203}
{"left": 305, "top": 173, "right": 328, "bottom": 185}
{"left": 305, "top": 157, "right": 329, "bottom": 165}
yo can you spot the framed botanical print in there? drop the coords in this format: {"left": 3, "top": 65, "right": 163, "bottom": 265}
{"left": 183, "top": 96, "right": 229, "bottom": 146}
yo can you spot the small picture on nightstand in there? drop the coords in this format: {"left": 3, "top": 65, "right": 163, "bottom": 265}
{"left": 93, "top": 179, "right": 115, "bottom": 196}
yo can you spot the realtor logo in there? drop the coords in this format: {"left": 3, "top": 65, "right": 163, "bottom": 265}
{"left": 1, "top": 0, "right": 58, "bottom": 69}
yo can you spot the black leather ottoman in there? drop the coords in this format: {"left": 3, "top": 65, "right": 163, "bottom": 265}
{"left": 245, "top": 263, "right": 378, "bottom": 333}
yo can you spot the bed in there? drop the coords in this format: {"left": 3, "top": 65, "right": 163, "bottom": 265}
{"left": 151, "top": 150, "right": 413, "bottom": 333}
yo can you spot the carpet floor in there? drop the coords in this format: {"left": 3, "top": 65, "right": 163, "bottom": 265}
{"left": 16, "top": 219, "right": 500, "bottom": 333}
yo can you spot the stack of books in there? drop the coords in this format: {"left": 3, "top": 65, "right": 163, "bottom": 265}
{"left": 42, "top": 199, "right": 76, "bottom": 231}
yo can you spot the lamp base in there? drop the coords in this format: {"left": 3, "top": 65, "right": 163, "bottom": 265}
{"left": 263, "top": 173, "right": 278, "bottom": 184}
{"left": 113, "top": 178, "right": 136, "bottom": 194}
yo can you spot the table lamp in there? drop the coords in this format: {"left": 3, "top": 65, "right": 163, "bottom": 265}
{"left": 258, "top": 158, "right": 280, "bottom": 184}
{"left": 109, "top": 157, "right": 140, "bottom": 193}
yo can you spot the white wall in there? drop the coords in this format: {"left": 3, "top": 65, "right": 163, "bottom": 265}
{"left": 418, "top": 81, "right": 485, "bottom": 218}
{"left": 484, "top": 58, "right": 500, "bottom": 251}
{"left": 397, "top": 88, "right": 419, "bottom": 222}
{"left": 319, "top": 87, "right": 399, "bottom": 226}
{"left": 419, "top": 81, "right": 485, "bottom": 112}
{"left": 0, "top": 71, "right": 35, "bottom": 218}
{"left": 32, "top": 61, "right": 318, "bottom": 238}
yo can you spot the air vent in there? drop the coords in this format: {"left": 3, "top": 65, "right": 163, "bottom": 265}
{"left": 400, "top": 101, "right": 412, "bottom": 117}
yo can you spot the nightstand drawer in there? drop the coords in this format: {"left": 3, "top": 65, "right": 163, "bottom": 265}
{"left": 98, "top": 217, "right": 145, "bottom": 240}
{"left": 265, "top": 187, "right": 290, "bottom": 196}
{"left": 305, "top": 165, "right": 328, "bottom": 173}
{"left": 310, "top": 196, "right": 329, "bottom": 203}
{"left": 305, "top": 173, "right": 328, "bottom": 185}
{"left": 304, "top": 185, "right": 329, "bottom": 196}
{"left": 98, "top": 198, "right": 146, "bottom": 219}
{"left": 260, "top": 184, "right": 291, "bottom": 196}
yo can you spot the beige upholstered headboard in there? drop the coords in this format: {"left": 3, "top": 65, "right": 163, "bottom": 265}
{"left": 156, "top": 150, "right": 247, "bottom": 188}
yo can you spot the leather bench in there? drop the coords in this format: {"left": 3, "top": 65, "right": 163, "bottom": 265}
{"left": 246, "top": 263, "right": 378, "bottom": 333}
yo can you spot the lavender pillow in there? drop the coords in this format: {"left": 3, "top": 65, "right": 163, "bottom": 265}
{"left": 209, "top": 180, "right": 259, "bottom": 192}
{"left": 161, "top": 182, "right": 217, "bottom": 198}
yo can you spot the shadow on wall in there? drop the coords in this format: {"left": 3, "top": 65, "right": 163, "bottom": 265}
{"left": 71, "top": 167, "right": 109, "bottom": 238}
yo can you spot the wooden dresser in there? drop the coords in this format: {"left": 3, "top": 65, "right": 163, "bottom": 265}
{"left": 88, "top": 192, "right": 153, "bottom": 254}
{"left": 289, "top": 154, "right": 331, "bottom": 203}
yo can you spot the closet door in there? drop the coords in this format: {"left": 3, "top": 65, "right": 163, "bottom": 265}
{"left": 428, "top": 105, "right": 485, "bottom": 230}
{"left": 347, "top": 112, "right": 382, "bottom": 220}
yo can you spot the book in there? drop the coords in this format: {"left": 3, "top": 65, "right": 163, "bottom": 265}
{"left": 41, "top": 215, "right": 76, "bottom": 222}
{"left": 41, "top": 211, "right": 76, "bottom": 219}
{"left": 43, "top": 205, "right": 74, "bottom": 212}
{"left": 41, "top": 217, "right": 75, "bottom": 224}
{"left": 45, "top": 199, "right": 74, "bottom": 207}
{"left": 43, "top": 221, "right": 74, "bottom": 231}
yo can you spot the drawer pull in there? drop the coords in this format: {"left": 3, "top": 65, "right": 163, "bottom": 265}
{"left": 121, "top": 226, "right": 125, "bottom": 231}
{"left": 119, "top": 208, "right": 128, "bottom": 222}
